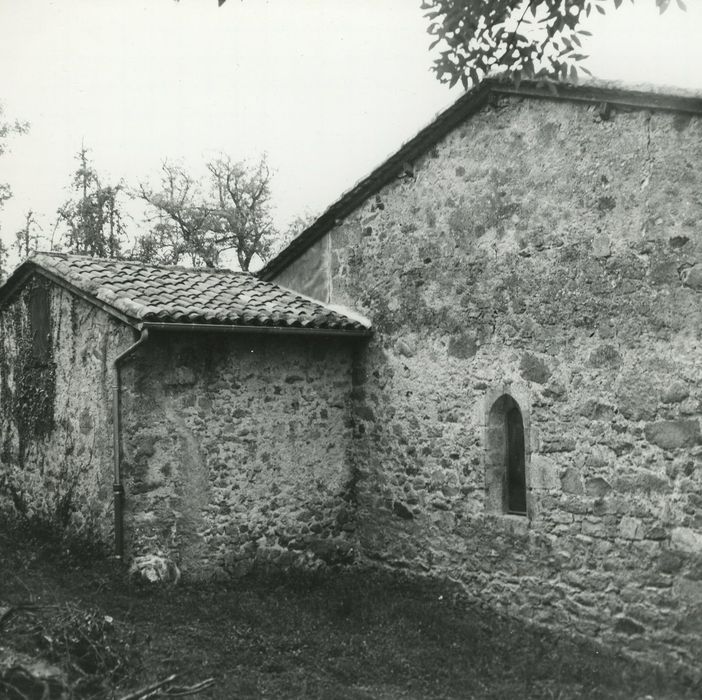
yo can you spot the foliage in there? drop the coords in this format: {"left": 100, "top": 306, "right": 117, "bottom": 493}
{"left": 7, "top": 279, "right": 56, "bottom": 468}
{"left": 207, "top": 154, "right": 276, "bottom": 270}
{"left": 0, "top": 103, "right": 28, "bottom": 160}
{"left": 212, "top": 1, "right": 684, "bottom": 90}
{"left": 1, "top": 533, "right": 699, "bottom": 700}
{"left": 138, "top": 154, "right": 276, "bottom": 270}
{"left": 3, "top": 106, "right": 282, "bottom": 272}
{"left": 56, "top": 147, "right": 129, "bottom": 258}
{"left": 0, "top": 240, "right": 7, "bottom": 282}
{"left": 135, "top": 162, "right": 215, "bottom": 267}
{"left": 272, "top": 210, "right": 318, "bottom": 258}
{"left": 0, "top": 103, "right": 28, "bottom": 279}
{"left": 39, "top": 604, "right": 140, "bottom": 688}
{"left": 420, "top": 0, "right": 685, "bottom": 89}
{"left": 14, "top": 210, "right": 43, "bottom": 259}
{"left": 0, "top": 593, "right": 140, "bottom": 698}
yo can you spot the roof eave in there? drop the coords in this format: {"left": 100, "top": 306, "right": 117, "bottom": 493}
{"left": 138, "top": 320, "right": 372, "bottom": 338}
{"left": 491, "top": 79, "right": 702, "bottom": 115}
{"left": 258, "top": 77, "right": 702, "bottom": 282}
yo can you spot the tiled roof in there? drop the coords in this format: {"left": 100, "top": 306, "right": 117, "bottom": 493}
{"left": 2, "top": 252, "right": 369, "bottom": 332}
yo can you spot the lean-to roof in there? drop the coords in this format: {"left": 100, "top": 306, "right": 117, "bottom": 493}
{"left": 0, "top": 252, "right": 370, "bottom": 334}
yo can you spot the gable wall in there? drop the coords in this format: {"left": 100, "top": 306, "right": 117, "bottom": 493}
{"left": 119, "top": 332, "right": 357, "bottom": 580}
{"left": 0, "top": 277, "right": 134, "bottom": 545}
{"left": 275, "top": 235, "right": 331, "bottom": 303}
{"left": 274, "top": 95, "right": 702, "bottom": 672}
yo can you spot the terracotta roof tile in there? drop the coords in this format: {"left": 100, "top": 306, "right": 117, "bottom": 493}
{"left": 7, "top": 252, "right": 369, "bottom": 333}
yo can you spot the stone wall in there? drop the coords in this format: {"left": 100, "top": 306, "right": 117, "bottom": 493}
{"left": 120, "top": 332, "right": 357, "bottom": 580}
{"left": 274, "top": 96, "right": 702, "bottom": 673}
{"left": 0, "top": 276, "right": 133, "bottom": 544}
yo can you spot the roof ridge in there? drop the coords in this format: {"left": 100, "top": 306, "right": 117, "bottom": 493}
{"left": 30, "top": 250, "right": 251, "bottom": 277}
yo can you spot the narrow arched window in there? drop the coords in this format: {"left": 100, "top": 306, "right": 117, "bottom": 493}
{"left": 505, "top": 403, "right": 526, "bottom": 514}
{"left": 485, "top": 394, "right": 527, "bottom": 516}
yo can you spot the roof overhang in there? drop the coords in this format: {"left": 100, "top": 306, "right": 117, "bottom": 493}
{"left": 138, "top": 320, "right": 372, "bottom": 338}
{"left": 258, "top": 77, "right": 702, "bottom": 282}
{"left": 0, "top": 259, "right": 372, "bottom": 338}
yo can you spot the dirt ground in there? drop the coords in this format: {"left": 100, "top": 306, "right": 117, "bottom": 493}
{"left": 0, "top": 527, "right": 699, "bottom": 699}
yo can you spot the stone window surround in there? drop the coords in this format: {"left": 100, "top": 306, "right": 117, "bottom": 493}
{"left": 482, "top": 382, "right": 533, "bottom": 522}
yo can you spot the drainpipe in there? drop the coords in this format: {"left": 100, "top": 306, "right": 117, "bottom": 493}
{"left": 112, "top": 328, "right": 149, "bottom": 561}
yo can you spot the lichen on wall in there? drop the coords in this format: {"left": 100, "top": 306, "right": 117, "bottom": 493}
{"left": 275, "top": 96, "right": 702, "bottom": 674}
{"left": 120, "top": 332, "right": 357, "bottom": 579}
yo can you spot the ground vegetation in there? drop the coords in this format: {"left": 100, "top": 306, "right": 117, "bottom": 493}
{"left": 0, "top": 522, "right": 697, "bottom": 699}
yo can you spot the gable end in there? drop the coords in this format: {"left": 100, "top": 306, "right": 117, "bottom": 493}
{"left": 0, "top": 264, "right": 139, "bottom": 329}
{"left": 259, "top": 77, "right": 702, "bottom": 282}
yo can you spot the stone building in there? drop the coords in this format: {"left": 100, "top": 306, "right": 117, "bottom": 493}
{"left": 0, "top": 252, "right": 369, "bottom": 579}
{"left": 260, "top": 79, "right": 702, "bottom": 672}
{"left": 2, "top": 77, "right": 702, "bottom": 673}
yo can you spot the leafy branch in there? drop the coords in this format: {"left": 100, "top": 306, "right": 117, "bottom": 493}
{"left": 420, "top": 0, "right": 685, "bottom": 89}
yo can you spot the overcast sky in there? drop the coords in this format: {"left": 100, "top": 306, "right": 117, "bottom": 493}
{"left": 0, "top": 0, "right": 701, "bottom": 269}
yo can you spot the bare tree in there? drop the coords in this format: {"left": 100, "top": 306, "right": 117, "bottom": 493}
{"left": 271, "top": 210, "right": 317, "bottom": 258}
{"left": 15, "top": 210, "right": 43, "bottom": 259}
{"left": 207, "top": 155, "right": 276, "bottom": 271}
{"left": 137, "top": 162, "right": 218, "bottom": 267}
{"left": 138, "top": 155, "right": 276, "bottom": 271}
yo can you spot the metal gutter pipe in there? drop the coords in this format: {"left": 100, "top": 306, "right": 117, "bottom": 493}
{"left": 138, "top": 321, "right": 372, "bottom": 338}
{"left": 112, "top": 328, "right": 149, "bottom": 561}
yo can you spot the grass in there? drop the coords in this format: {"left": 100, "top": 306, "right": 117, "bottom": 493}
{"left": 0, "top": 525, "right": 698, "bottom": 699}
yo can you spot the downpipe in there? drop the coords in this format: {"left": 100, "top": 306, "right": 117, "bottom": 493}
{"left": 112, "top": 328, "right": 149, "bottom": 561}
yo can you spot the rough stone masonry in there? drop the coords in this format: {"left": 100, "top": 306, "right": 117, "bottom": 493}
{"left": 0, "top": 273, "right": 359, "bottom": 584}
{"left": 274, "top": 92, "right": 702, "bottom": 674}
{"left": 120, "top": 333, "right": 357, "bottom": 581}
{"left": 0, "top": 281, "right": 132, "bottom": 544}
